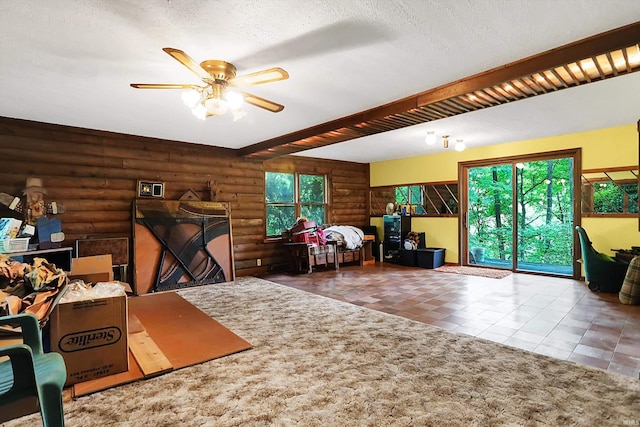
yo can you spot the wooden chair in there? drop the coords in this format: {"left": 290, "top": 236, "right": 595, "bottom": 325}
{"left": 0, "top": 313, "right": 67, "bottom": 426}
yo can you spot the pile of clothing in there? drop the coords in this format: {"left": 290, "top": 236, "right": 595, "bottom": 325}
{"left": 0, "top": 253, "right": 68, "bottom": 327}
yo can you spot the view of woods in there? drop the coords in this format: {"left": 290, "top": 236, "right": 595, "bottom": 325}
{"left": 265, "top": 172, "right": 326, "bottom": 237}
{"left": 468, "top": 158, "right": 574, "bottom": 271}
{"left": 581, "top": 168, "right": 638, "bottom": 214}
{"left": 593, "top": 182, "right": 638, "bottom": 213}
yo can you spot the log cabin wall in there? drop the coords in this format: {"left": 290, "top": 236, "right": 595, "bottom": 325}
{"left": 0, "top": 117, "right": 370, "bottom": 277}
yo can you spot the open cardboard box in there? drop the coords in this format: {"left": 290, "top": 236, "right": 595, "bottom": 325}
{"left": 49, "top": 291, "right": 129, "bottom": 386}
{"left": 45, "top": 255, "right": 132, "bottom": 385}
{"left": 69, "top": 255, "right": 132, "bottom": 293}
{"left": 69, "top": 255, "right": 114, "bottom": 284}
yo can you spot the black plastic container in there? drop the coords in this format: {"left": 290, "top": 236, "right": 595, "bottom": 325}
{"left": 398, "top": 249, "right": 417, "bottom": 267}
{"left": 416, "top": 248, "right": 445, "bottom": 269}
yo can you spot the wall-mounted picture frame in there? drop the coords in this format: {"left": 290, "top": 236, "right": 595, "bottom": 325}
{"left": 137, "top": 180, "right": 165, "bottom": 199}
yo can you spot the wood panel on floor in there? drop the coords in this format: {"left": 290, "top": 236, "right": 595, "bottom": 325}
{"left": 129, "top": 291, "right": 252, "bottom": 369}
{"left": 127, "top": 314, "right": 173, "bottom": 377}
{"left": 72, "top": 290, "right": 252, "bottom": 397}
{"left": 72, "top": 351, "right": 144, "bottom": 398}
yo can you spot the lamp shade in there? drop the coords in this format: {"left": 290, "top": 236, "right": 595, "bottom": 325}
{"left": 425, "top": 131, "right": 436, "bottom": 145}
{"left": 204, "top": 97, "right": 228, "bottom": 116}
{"left": 192, "top": 103, "right": 208, "bottom": 120}
{"left": 225, "top": 91, "right": 244, "bottom": 110}
{"left": 181, "top": 89, "right": 201, "bottom": 108}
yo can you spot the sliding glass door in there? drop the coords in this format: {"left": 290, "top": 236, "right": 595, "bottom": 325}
{"left": 467, "top": 164, "right": 514, "bottom": 268}
{"left": 462, "top": 150, "right": 579, "bottom": 276}
{"left": 515, "top": 158, "right": 574, "bottom": 274}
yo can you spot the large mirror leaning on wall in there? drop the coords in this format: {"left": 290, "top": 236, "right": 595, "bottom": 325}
{"left": 370, "top": 182, "right": 459, "bottom": 217}
{"left": 581, "top": 166, "right": 638, "bottom": 216}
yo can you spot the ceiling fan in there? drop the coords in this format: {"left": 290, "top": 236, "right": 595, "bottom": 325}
{"left": 131, "top": 48, "right": 289, "bottom": 120}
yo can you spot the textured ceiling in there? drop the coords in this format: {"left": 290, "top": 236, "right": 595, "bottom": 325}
{"left": 0, "top": 1, "right": 639, "bottom": 163}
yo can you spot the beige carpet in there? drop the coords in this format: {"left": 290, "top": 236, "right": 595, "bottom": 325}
{"left": 4, "top": 277, "right": 638, "bottom": 426}
{"left": 435, "top": 264, "right": 513, "bottom": 279}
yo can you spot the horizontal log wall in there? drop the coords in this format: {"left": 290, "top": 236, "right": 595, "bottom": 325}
{"left": 0, "top": 117, "right": 370, "bottom": 278}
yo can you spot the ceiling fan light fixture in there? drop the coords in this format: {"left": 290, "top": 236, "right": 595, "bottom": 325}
{"left": 132, "top": 48, "right": 288, "bottom": 120}
{"left": 225, "top": 90, "right": 244, "bottom": 110}
{"left": 204, "top": 96, "right": 228, "bottom": 116}
{"left": 181, "top": 89, "right": 201, "bottom": 108}
{"left": 192, "top": 103, "right": 207, "bottom": 120}
{"left": 425, "top": 131, "right": 436, "bottom": 145}
{"left": 442, "top": 135, "right": 449, "bottom": 149}
{"left": 454, "top": 139, "right": 465, "bottom": 152}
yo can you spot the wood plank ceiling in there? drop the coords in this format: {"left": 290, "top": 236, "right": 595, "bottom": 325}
{"left": 240, "top": 22, "right": 640, "bottom": 160}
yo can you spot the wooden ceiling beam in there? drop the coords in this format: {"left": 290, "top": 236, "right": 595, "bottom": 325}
{"left": 414, "top": 22, "right": 639, "bottom": 106}
{"left": 238, "top": 97, "right": 419, "bottom": 157}
{"left": 239, "top": 21, "right": 640, "bottom": 159}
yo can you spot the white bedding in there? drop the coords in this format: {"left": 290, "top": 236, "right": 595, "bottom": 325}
{"left": 323, "top": 226, "right": 364, "bottom": 250}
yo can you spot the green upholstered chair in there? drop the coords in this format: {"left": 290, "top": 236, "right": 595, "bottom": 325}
{"left": 0, "top": 313, "right": 66, "bottom": 427}
{"left": 575, "top": 226, "right": 628, "bottom": 293}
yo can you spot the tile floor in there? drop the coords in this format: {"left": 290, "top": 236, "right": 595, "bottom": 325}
{"left": 264, "top": 262, "right": 640, "bottom": 379}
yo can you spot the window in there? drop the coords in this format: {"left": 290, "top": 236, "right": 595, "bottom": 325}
{"left": 265, "top": 172, "right": 295, "bottom": 237}
{"left": 265, "top": 172, "right": 327, "bottom": 237}
{"left": 581, "top": 167, "right": 638, "bottom": 216}
{"left": 395, "top": 185, "right": 425, "bottom": 214}
{"left": 299, "top": 174, "right": 326, "bottom": 224}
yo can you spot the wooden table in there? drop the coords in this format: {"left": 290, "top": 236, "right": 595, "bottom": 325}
{"left": 361, "top": 235, "right": 376, "bottom": 265}
{"left": 613, "top": 249, "right": 639, "bottom": 263}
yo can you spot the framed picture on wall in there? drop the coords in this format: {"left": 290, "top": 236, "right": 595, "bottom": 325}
{"left": 137, "top": 180, "right": 165, "bottom": 199}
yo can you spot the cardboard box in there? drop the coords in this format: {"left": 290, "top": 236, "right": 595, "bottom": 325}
{"left": 49, "top": 294, "right": 128, "bottom": 385}
{"left": 69, "top": 255, "right": 114, "bottom": 283}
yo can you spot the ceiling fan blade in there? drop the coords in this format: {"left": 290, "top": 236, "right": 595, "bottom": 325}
{"left": 130, "top": 83, "right": 200, "bottom": 89}
{"left": 162, "top": 47, "right": 212, "bottom": 82}
{"left": 232, "top": 68, "right": 289, "bottom": 87}
{"left": 241, "top": 92, "right": 285, "bottom": 112}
